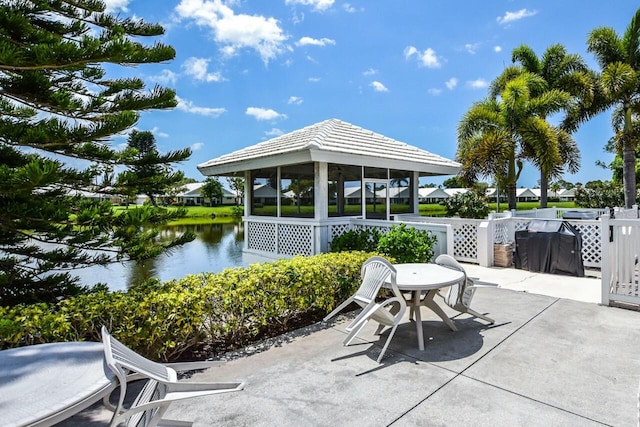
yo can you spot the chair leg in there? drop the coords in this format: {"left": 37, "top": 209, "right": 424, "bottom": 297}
{"left": 465, "top": 308, "right": 494, "bottom": 324}
{"left": 376, "top": 324, "right": 398, "bottom": 363}
{"left": 343, "top": 319, "right": 368, "bottom": 346}
{"left": 374, "top": 323, "right": 386, "bottom": 335}
{"left": 323, "top": 297, "right": 354, "bottom": 322}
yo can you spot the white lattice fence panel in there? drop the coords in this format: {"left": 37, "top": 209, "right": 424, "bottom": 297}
{"left": 330, "top": 223, "right": 351, "bottom": 240}
{"left": 572, "top": 222, "right": 601, "bottom": 268}
{"left": 494, "top": 222, "right": 509, "bottom": 244}
{"left": 513, "top": 219, "right": 531, "bottom": 232}
{"left": 278, "top": 224, "right": 313, "bottom": 256}
{"left": 247, "top": 221, "right": 276, "bottom": 252}
{"left": 354, "top": 224, "right": 392, "bottom": 235}
{"left": 453, "top": 223, "right": 478, "bottom": 261}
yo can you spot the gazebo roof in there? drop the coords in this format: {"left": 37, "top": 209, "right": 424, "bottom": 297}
{"left": 198, "top": 118, "right": 460, "bottom": 177}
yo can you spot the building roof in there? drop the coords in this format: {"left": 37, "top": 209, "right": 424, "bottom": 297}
{"left": 444, "top": 188, "right": 469, "bottom": 197}
{"left": 176, "top": 182, "right": 234, "bottom": 198}
{"left": 418, "top": 187, "right": 449, "bottom": 199}
{"left": 198, "top": 119, "right": 460, "bottom": 177}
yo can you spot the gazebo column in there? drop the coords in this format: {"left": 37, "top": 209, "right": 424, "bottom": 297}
{"left": 315, "top": 162, "right": 328, "bottom": 254}
{"left": 243, "top": 171, "right": 251, "bottom": 251}
{"left": 412, "top": 171, "right": 420, "bottom": 214}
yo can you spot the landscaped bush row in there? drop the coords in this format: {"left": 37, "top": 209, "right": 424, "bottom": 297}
{"left": 0, "top": 251, "right": 375, "bottom": 361}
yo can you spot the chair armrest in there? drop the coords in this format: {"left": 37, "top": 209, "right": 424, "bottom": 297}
{"left": 120, "top": 381, "right": 245, "bottom": 417}
{"left": 165, "top": 361, "right": 226, "bottom": 372}
{"left": 471, "top": 281, "right": 499, "bottom": 288}
{"left": 165, "top": 381, "right": 245, "bottom": 394}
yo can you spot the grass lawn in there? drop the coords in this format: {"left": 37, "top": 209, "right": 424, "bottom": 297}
{"left": 114, "top": 201, "right": 577, "bottom": 224}
{"left": 114, "top": 205, "right": 242, "bottom": 225}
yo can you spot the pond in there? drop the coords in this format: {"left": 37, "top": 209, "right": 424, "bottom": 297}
{"left": 73, "top": 222, "right": 247, "bottom": 291}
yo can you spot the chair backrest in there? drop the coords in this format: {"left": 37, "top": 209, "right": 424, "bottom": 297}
{"left": 356, "top": 256, "right": 397, "bottom": 302}
{"left": 102, "top": 326, "right": 175, "bottom": 426}
{"left": 434, "top": 254, "right": 469, "bottom": 308}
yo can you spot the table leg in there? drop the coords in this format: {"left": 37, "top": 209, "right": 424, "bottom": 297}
{"left": 413, "top": 291, "right": 425, "bottom": 351}
{"left": 422, "top": 290, "right": 458, "bottom": 332}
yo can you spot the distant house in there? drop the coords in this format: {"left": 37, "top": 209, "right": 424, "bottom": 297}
{"left": 176, "top": 182, "right": 235, "bottom": 206}
{"left": 559, "top": 188, "right": 576, "bottom": 201}
{"left": 252, "top": 184, "right": 278, "bottom": 206}
{"left": 516, "top": 188, "right": 538, "bottom": 202}
{"left": 377, "top": 186, "right": 411, "bottom": 205}
{"left": 418, "top": 187, "right": 449, "bottom": 204}
{"left": 343, "top": 186, "right": 374, "bottom": 205}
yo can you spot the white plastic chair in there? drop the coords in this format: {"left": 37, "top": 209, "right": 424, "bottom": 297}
{"left": 434, "top": 254, "right": 497, "bottom": 324}
{"left": 323, "top": 256, "right": 393, "bottom": 333}
{"left": 324, "top": 256, "right": 406, "bottom": 363}
{"left": 101, "top": 326, "right": 244, "bottom": 427}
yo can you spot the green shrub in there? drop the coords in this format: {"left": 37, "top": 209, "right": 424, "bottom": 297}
{"left": 0, "top": 251, "right": 374, "bottom": 361}
{"left": 441, "top": 189, "right": 490, "bottom": 218}
{"left": 329, "top": 228, "right": 380, "bottom": 252}
{"left": 377, "top": 223, "right": 437, "bottom": 263}
{"left": 574, "top": 183, "right": 625, "bottom": 208}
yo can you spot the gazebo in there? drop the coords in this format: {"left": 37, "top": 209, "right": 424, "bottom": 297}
{"left": 198, "top": 118, "right": 460, "bottom": 260}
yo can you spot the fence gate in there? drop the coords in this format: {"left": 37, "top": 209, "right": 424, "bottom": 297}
{"left": 601, "top": 214, "right": 640, "bottom": 307}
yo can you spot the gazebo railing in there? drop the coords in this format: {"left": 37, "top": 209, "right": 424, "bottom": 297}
{"left": 243, "top": 216, "right": 453, "bottom": 261}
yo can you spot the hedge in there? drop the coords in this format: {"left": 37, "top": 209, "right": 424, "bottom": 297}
{"left": 0, "top": 251, "right": 375, "bottom": 361}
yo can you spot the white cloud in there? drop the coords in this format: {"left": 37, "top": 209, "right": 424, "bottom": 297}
{"left": 465, "top": 43, "right": 479, "bottom": 55}
{"left": 363, "top": 68, "right": 377, "bottom": 76}
{"left": 103, "top": 0, "right": 130, "bottom": 12}
{"left": 494, "top": 46, "right": 503, "bottom": 53}
{"left": 182, "top": 57, "right": 224, "bottom": 82}
{"left": 285, "top": 0, "right": 334, "bottom": 11}
{"left": 467, "top": 78, "right": 489, "bottom": 89}
{"left": 149, "top": 126, "right": 169, "bottom": 138}
{"left": 497, "top": 9, "right": 537, "bottom": 25}
{"left": 176, "top": 96, "right": 227, "bottom": 117}
{"left": 246, "top": 107, "right": 287, "bottom": 121}
{"left": 343, "top": 3, "right": 357, "bottom": 13}
{"left": 148, "top": 69, "right": 178, "bottom": 85}
{"left": 175, "top": 0, "right": 288, "bottom": 64}
{"left": 265, "top": 128, "right": 285, "bottom": 136}
{"left": 191, "top": 142, "right": 205, "bottom": 151}
{"left": 288, "top": 96, "right": 303, "bottom": 105}
{"left": 308, "top": 77, "right": 321, "bottom": 82}
{"left": 370, "top": 81, "right": 388, "bottom": 92}
{"left": 404, "top": 45, "right": 441, "bottom": 68}
{"left": 296, "top": 36, "right": 336, "bottom": 47}
{"left": 445, "top": 78, "right": 458, "bottom": 90}
{"left": 428, "top": 88, "right": 442, "bottom": 96}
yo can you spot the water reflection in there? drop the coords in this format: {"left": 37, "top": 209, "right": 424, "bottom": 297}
{"left": 74, "top": 222, "right": 246, "bottom": 292}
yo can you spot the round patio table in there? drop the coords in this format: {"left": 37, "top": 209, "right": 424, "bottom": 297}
{"left": 386, "top": 263, "right": 465, "bottom": 351}
{"left": 0, "top": 341, "right": 116, "bottom": 427}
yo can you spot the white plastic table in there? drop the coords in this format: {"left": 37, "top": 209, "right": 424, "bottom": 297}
{"left": 0, "top": 341, "right": 116, "bottom": 427}
{"left": 387, "top": 263, "right": 465, "bottom": 351}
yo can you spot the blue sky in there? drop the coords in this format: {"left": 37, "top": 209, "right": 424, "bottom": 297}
{"left": 104, "top": 0, "right": 639, "bottom": 188}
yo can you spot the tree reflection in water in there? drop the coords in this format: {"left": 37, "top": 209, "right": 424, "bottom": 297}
{"left": 75, "top": 221, "right": 246, "bottom": 291}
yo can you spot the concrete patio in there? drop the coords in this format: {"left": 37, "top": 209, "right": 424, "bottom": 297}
{"left": 62, "top": 266, "right": 640, "bottom": 427}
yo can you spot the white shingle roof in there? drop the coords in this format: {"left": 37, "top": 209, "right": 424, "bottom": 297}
{"left": 198, "top": 119, "right": 460, "bottom": 176}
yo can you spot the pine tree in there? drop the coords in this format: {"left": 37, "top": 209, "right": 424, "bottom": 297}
{"left": 0, "top": 1, "right": 194, "bottom": 305}
{"left": 117, "top": 130, "right": 191, "bottom": 207}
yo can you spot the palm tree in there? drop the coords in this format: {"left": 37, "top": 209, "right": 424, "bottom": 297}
{"left": 579, "top": 8, "right": 640, "bottom": 208}
{"left": 511, "top": 44, "right": 590, "bottom": 207}
{"left": 457, "top": 70, "right": 571, "bottom": 210}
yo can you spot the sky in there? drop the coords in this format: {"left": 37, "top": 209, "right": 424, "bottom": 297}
{"left": 102, "top": 0, "right": 639, "bottom": 188}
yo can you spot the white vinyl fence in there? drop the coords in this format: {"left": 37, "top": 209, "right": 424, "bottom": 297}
{"left": 601, "top": 213, "right": 640, "bottom": 307}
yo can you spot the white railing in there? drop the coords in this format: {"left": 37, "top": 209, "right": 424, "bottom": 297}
{"left": 512, "top": 207, "right": 607, "bottom": 219}
{"left": 244, "top": 216, "right": 452, "bottom": 261}
{"left": 396, "top": 215, "right": 482, "bottom": 263}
